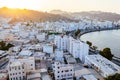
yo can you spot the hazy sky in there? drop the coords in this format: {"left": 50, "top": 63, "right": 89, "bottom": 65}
{"left": 0, "top": 0, "right": 120, "bottom": 13}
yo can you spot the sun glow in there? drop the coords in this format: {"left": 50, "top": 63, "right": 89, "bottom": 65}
{"left": 0, "top": 0, "right": 42, "bottom": 10}
{"left": 0, "top": 0, "right": 120, "bottom": 13}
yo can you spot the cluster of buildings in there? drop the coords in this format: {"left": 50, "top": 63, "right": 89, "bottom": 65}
{"left": 54, "top": 35, "right": 89, "bottom": 63}
{"left": 37, "top": 20, "right": 120, "bottom": 32}
{"left": 0, "top": 17, "right": 120, "bottom": 80}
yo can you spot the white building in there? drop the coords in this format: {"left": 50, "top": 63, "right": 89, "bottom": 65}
{"left": 36, "top": 33, "right": 46, "bottom": 42}
{"left": 79, "top": 42, "right": 89, "bottom": 63}
{"left": 0, "top": 32, "right": 14, "bottom": 41}
{"left": 54, "top": 35, "right": 89, "bottom": 63}
{"left": 19, "top": 31, "right": 29, "bottom": 39}
{"left": 8, "top": 57, "right": 35, "bottom": 80}
{"left": 85, "top": 55, "right": 120, "bottom": 77}
{"left": 55, "top": 27, "right": 64, "bottom": 33}
{"left": 19, "top": 50, "right": 33, "bottom": 56}
{"left": 54, "top": 35, "right": 69, "bottom": 51}
{"left": 69, "top": 37, "right": 89, "bottom": 63}
{"left": 34, "top": 52, "right": 46, "bottom": 60}
{"left": 48, "top": 34, "right": 55, "bottom": 41}
{"left": 55, "top": 49, "right": 64, "bottom": 62}
{"left": 0, "top": 50, "right": 5, "bottom": 55}
{"left": 53, "top": 62, "right": 74, "bottom": 80}
{"left": 43, "top": 44, "right": 53, "bottom": 54}
{"left": 11, "top": 46, "right": 21, "bottom": 52}
{"left": 72, "top": 40, "right": 81, "bottom": 58}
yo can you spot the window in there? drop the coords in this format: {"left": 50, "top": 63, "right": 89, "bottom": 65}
{"left": 19, "top": 72, "right": 21, "bottom": 74}
{"left": 65, "top": 70, "right": 69, "bottom": 72}
{"left": 15, "top": 66, "right": 17, "bottom": 70}
{"left": 10, "top": 73, "right": 12, "bottom": 76}
{"left": 61, "top": 71, "right": 63, "bottom": 73}
{"left": 9, "top": 67, "right": 11, "bottom": 71}
{"left": 58, "top": 67, "right": 60, "bottom": 69}
{"left": 57, "top": 63, "right": 59, "bottom": 65}
{"left": 31, "top": 64, "right": 33, "bottom": 66}
{"left": 23, "top": 76, "right": 26, "bottom": 80}
{"left": 22, "top": 65, "right": 24, "bottom": 69}
{"left": 19, "top": 77, "right": 21, "bottom": 80}
{"left": 18, "top": 66, "right": 20, "bottom": 70}
{"left": 64, "top": 74, "right": 66, "bottom": 77}
{"left": 57, "top": 76, "right": 59, "bottom": 78}
{"left": 10, "top": 62, "right": 12, "bottom": 64}
{"left": 70, "top": 69, "right": 72, "bottom": 71}
{"left": 68, "top": 74, "right": 72, "bottom": 76}
{"left": 58, "top": 71, "right": 59, "bottom": 73}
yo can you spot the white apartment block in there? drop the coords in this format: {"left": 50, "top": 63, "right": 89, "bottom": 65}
{"left": 68, "top": 37, "right": 75, "bottom": 54}
{"left": 53, "top": 62, "right": 74, "bottom": 80}
{"left": 54, "top": 35, "right": 69, "bottom": 51}
{"left": 69, "top": 37, "right": 89, "bottom": 63}
{"left": 72, "top": 40, "right": 81, "bottom": 58}
{"left": 55, "top": 49, "right": 64, "bottom": 62}
{"left": 8, "top": 57, "right": 35, "bottom": 80}
{"left": 85, "top": 55, "right": 120, "bottom": 77}
{"left": 79, "top": 42, "right": 89, "bottom": 63}
{"left": 54, "top": 35, "right": 89, "bottom": 63}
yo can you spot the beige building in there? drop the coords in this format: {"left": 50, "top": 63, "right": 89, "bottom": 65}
{"left": 8, "top": 57, "right": 35, "bottom": 80}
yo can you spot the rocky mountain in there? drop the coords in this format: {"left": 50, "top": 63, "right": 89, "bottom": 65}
{"left": 50, "top": 10, "right": 120, "bottom": 21}
{"left": 0, "top": 7, "right": 120, "bottom": 22}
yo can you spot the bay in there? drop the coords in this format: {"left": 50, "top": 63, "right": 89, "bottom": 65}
{"left": 80, "top": 30, "right": 120, "bottom": 58}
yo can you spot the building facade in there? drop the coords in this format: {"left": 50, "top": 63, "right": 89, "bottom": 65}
{"left": 53, "top": 62, "right": 74, "bottom": 80}
{"left": 8, "top": 57, "right": 35, "bottom": 80}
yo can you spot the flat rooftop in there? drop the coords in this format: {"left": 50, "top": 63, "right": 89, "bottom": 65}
{"left": 86, "top": 55, "right": 120, "bottom": 74}
{"left": 83, "top": 74, "right": 97, "bottom": 80}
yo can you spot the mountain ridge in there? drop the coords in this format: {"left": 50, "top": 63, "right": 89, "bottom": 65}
{"left": 50, "top": 10, "right": 120, "bottom": 21}
{"left": 0, "top": 7, "right": 74, "bottom": 22}
{"left": 0, "top": 7, "right": 120, "bottom": 22}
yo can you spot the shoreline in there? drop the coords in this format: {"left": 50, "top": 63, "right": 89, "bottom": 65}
{"left": 78, "top": 27, "right": 120, "bottom": 65}
{"left": 80, "top": 27, "right": 120, "bottom": 36}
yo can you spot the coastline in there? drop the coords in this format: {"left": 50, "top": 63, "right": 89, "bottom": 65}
{"left": 80, "top": 27, "right": 120, "bottom": 36}
{"left": 78, "top": 27, "right": 120, "bottom": 66}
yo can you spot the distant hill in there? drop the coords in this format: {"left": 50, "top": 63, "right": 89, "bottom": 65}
{"left": 50, "top": 10, "right": 120, "bottom": 21}
{"left": 50, "top": 10, "right": 72, "bottom": 19}
{"left": 72, "top": 11, "right": 120, "bottom": 21}
{"left": 0, "top": 7, "right": 120, "bottom": 22}
{"left": 0, "top": 7, "right": 74, "bottom": 22}
{"left": 50, "top": 10, "right": 68, "bottom": 14}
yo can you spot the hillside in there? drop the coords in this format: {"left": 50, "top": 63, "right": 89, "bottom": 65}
{"left": 0, "top": 7, "right": 74, "bottom": 22}
{"left": 1, "top": 7, "right": 120, "bottom": 22}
